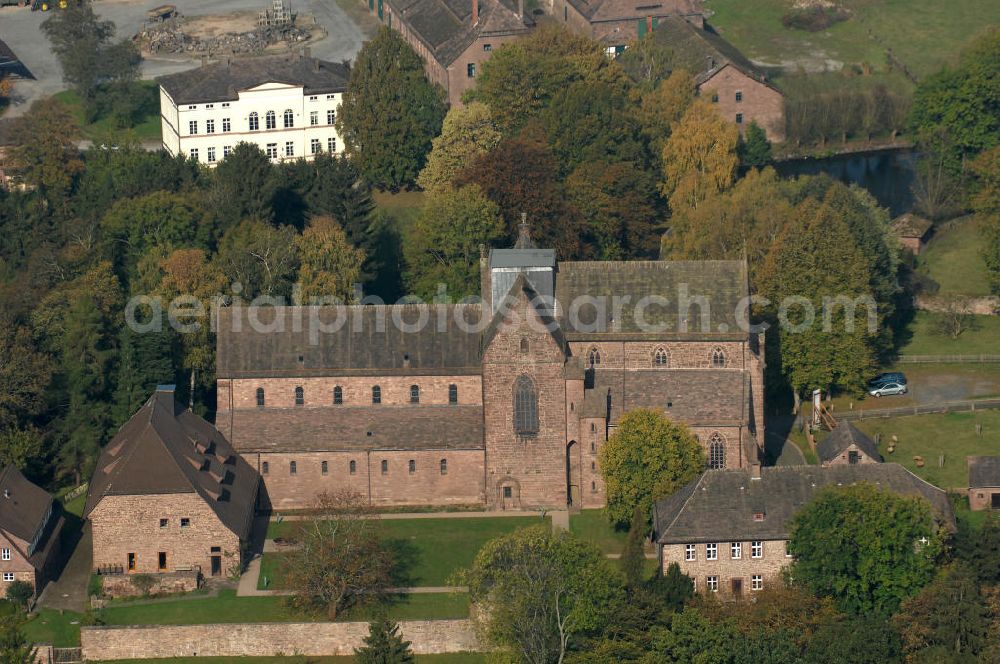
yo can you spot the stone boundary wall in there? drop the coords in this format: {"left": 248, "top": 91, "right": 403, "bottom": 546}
{"left": 915, "top": 295, "right": 999, "bottom": 315}
{"left": 98, "top": 570, "right": 200, "bottom": 599}
{"left": 80, "top": 619, "right": 480, "bottom": 660}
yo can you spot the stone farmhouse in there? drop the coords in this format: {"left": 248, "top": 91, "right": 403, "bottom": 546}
{"left": 215, "top": 226, "right": 765, "bottom": 511}
{"left": 157, "top": 52, "right": 349, "bottom": 166}
{"left": 0, "top": 466, "right": 64, "bottom": 597}
{"left": 651, "top": 17, "right": 786, "bottom": 142}
{"left": 86, "top": 386, "right": 259, "bottom": 578}
{"left": 652, "top": 463, "right": 955, "bottom": 598}
{"left": 817, "top": 422, "right": 882, "bottom": 467}
{"left": 362, "top": 0, "right": 534, "bottom": 107}
{"left": 550, "top": 0, "right": 703, "bottom": 55}
{"left": 968, "top": 456, "right": 1000, "bottom": 511}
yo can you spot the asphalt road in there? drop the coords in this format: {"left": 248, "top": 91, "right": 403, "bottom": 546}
{"left": 0, "top": 0, "right": 366, "bottom": 117}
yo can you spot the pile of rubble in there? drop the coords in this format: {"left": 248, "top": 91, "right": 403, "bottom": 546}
{"left": 138, "top": 21, "right": 312, "bottom": 55}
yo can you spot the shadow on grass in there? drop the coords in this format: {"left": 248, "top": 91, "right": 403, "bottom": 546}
{"left": 385, "top": 537, "right": 421, "bottom": 588}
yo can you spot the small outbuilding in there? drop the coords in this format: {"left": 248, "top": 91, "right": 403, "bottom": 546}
{"left": 968, "top": 456, "right": 1000, "bottom": 511}
{"left": 817, "top": 422, "right": 882, "bottom": 467}
{"left": 0, "top": 465, "right": 65, "bottom": 598}
{"left": 891, "top": 213, "right": 933, "bottom": 255}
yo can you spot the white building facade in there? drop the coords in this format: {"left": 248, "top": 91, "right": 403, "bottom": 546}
{"left": 158, "top": 54, "right": 349, "bottom": 166}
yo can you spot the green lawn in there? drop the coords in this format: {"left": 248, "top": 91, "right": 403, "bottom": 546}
{"left": 853, "top": 410, "right": 1000, "bottom": 490}
{"left": 61, "top": 492, "right": 87, "bottom": 518}
{"left": 98, "top": 589, "right": 468, "bottom": 627}
{"left": 707, "top": 0, "right": 1000, "bottom": 79}
{"left": 897, "top": 312, "right": 1000, "bottom": 356}
{"left": 268, "top": 516, "right": 542, "bottom": 587}
{"left": 53, "top": 81, "right": 161, "bottom": 143}
{"left": 917, "top": 216, "right": 991, "bottom": 298}
{"left": 569, "top": 510, "right": 634, "bottom": 555}
{"left": 23, "top": 608, "right": 83, "bottom": 647}
{"left": 92, "top": 656, "right": 486, "bottom": 664}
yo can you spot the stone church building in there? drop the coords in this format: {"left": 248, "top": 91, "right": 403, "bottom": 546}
{"left": 215, "top": 227, "right": 765, "bottom": 511}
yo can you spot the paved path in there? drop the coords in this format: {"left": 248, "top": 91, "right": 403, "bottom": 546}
{"left": 37, "top": 521, "right": 91, "bottom": 613}
{"left": 550, "top": 510, "right": 569, "bottom": 532}
{"left": 271, "top": 510, "right": 548, "bottom": 522}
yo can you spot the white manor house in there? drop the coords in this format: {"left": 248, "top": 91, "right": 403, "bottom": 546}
{"left": 157, "top": 52, "right": 349, "bottom": 165}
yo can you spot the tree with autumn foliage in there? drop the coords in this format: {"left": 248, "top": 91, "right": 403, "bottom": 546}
{"left": 416, "top": 102, "right": 501, "bottom": 196}
{"left": 295, "top": 216, "right": 365, "bottom": 302}
{"left": 633, "top": 69, "right": 695, "bottom": 159}
{"left": 8, "top": 100, "right": 83, "bottom": 210}
{"left": 659, "top": 98, "right": 739, "bottom": 213}
{"left": 970, "top": 146, "right": 1000, "bottom": 294}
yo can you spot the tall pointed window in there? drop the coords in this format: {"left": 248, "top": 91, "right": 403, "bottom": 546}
{"left": 294, "top": 386, "right": 304, "bottom": 406}
{"left": 256, "top": 387, "right": 265, "bottom": 407}
{"left": 709, "top": 432, "right": 726, "bottom": 470}
{"left": 410, "top": 385, "right": 420, "bottom": 404}
{"left": 333, "top": 386, "right": 343, "bottom": 405}
{"left": 448, "top": 384, "right": 458, "bottom": 404}
{"left": 588, "top": 347, "right": 601, "bottom": 367}
{"left": 513, "top": 375, "right": 539, "bottom": 436}
{"left": 653, "top": 347, "right": 668, "bottom": 367}
{"left": 711, "top": 347, "right": 727, "bottom": 368}
{"left": 372, "top": 386, "right": 381, "bottom": 404}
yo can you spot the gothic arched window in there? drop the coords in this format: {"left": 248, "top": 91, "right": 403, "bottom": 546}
{"left": 294, "top": 386, "right": 304, "bottom": 406}
{"left": 410, "top": 385, "right": 420, "bottom": 404}
{"left": 333, "top": 386, "right": 343, "bottom": 405}
{"left": 440, "top": 458, "right": 448, "bottom": 475}
{"left": 709, "top": 432, "right": 726, "bottom": 470}
{"left": 283, "top": 109, "right": 294, "bottom": 128}
{"left": 653, "top": 347, "right": 668, "bottom": 367}
{"left": 255, "top": 387, "right": 265, "bottom": 407}
{"left": 588, "top": 347, "right": 601, "bottom": 367}
{"left": 448, "top": 384, "right": 458, "bottom": 404}
{"left": 372, "top": 385, "right": 381, "bottom": 404}
{"left": 711, "top": 347, "right": 727, "bottom": 368}
{"left": 513, "top": 375, "right": 539, "bottom": 436}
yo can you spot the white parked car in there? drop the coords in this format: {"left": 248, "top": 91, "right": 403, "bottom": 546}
{"left": 868, "top": 382, "right": 907, "bottom": 398}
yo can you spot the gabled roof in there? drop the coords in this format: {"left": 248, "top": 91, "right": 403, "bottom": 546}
{"left": 0, "top": 466, "right": 54, "bottom": 544}
{"left": 391, "top": 0, "right": 532, "bottom": 68}
{"left": 157, "top": 54, "right": 349, "bottom": 106}
{"left": 481, "top": 271, "right": 567, "bottom": 353}
{"left": 653, "top": 463, "right": 956, "bottom": 544}
{"left": 817, "top": 422, "right": 882, "bottom": 464}
{"left": 217, "top": 305, "right": 485, "bottom": 378}
{"left": 650, "top": 17, "right": 777, "bottom": 91}
{"left": 553, "top": 260, "right": 749, "bottom": 340}
{"left": 891, "top": 213, "right": 933, "bottom": 239}
{"left": 566, "top": 0, "right": 702, "bottom": 22}
{"left": 85, "top": 388, "right": 259, "bottom": 540}
{"left": 968, "top": 456, "right": 1000, "bottom": 489}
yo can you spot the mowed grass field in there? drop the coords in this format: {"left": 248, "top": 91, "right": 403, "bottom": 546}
{"left": 707, "top": 0, "right": 1000, "bottom": 77}
{"left": 897, "top": 312, "right": 1000, "bottom": 356}
{"left": 854, "top": 409, "right": 1000, "bottom": 489}
{"left": 53, "top": 81, "right": 162, "bottom": 143}
{"left": 918, "top": 216, "right": 992, "bottom": 298}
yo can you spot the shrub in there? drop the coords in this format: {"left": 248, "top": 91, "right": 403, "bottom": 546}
{"left": 4, "top": 581, "right": 33, "bottom": 608}
{"left": 130, "top": 574, "right": 156, "bottom": 597}
{"left": 782, "top": 5, "right": 850, "bottom": 32}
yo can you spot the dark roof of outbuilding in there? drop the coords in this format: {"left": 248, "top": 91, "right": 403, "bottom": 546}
{"left": 565, "top": 0, "right": 702, "bottom": 22}
{"left": 651, "top": 16, "right": 776, "bottom": 90}
{"left": 224, "top": 404, "right": 485, "bottom": 452}
{"left": 157, "top": 54, "right": 349, "bottom": 105}
{"left": 216, "top": 305, "right": 485, "bottom": 378}
{"left": 85, "top": 388, "right": 259, "bottom": 540}
{"left": 968, "top": 456, "right": 1000, "bottom": 489}
{"left": 390, "top": 0, "right": 532, "bottom": 67}
{"left": 891, "top": 213, "right": 933, "bottom": 239}
{"left": 553, "top": 260, "right": 749, "bottom": 340}
{"left": 0, "top": 466, "right": 55, "bottom": 544}
{"left": 653, "top": 463, "right": 956, "bottom": 544}
{"left": 817, "top": 422, "right": 882, "bottom": 464}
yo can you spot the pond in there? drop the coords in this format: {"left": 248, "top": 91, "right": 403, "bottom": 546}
{"left": 774, "top": 148, "right": 919, "bottom": 216}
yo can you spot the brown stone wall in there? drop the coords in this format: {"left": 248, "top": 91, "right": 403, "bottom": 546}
{"left": 254, "top": 450, "right": 485, "bottom": 509}
{"left": 90, "top": 494, "right": 241, "bottom": 576}
{"left": 662, "top": 539, "right": 790, "bottom": 597}
{"left": 689, "top": 426, "right": 746, "bottom": 469}
{"left": 80, "top": 620, "right": 480, "bottom": 659}
{"left": 700, "top": 66, "right": 785, "bottom": 142}
{"left": 99, "top": 570, "right": 200, "bottom": 598}
{"left": 969, "top": 488, "right": 1000, "bottom": 511}
{"left": 447, "top": 33, "right": 527, "bottom": 108}
{"left": 822, "top": 443, "right": 880, "bottom": 467}
{"left": 568, "top": 340, "right": 748, "bottom": 370}
{"left": 483, "top": 295, "right": 569, "bottom": 509}
{"left": 219, "top": 375, "right": 482, "bottom": 411}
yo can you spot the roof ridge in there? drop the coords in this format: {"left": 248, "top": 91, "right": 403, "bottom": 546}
{"left": 663, "top": 472, "right": 709, "bottom": 534}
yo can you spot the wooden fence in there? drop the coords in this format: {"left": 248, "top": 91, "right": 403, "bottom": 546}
{"left": 896, "top": 354, "right": 1000, "bottom": 364}
{"left": 836, "top": 398, "right": 1000, "bottom": 422}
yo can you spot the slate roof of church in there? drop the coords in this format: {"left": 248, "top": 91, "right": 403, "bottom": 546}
{"left": 0, "top": 465, "right": 55, "bottom": 544}
{"left": 653, "top": 463, "right": 956, "bottom": 544}
{"left": 565, "top": 0, "right": 701, "bottom": 22}
{"left": 216, "top": 305, "right": 485, "bottom": 378}
{"left": 553, "top": 260, "right": 749, "bottom": 340}
{"left": 968, "top": 456, "right": 1000, "bottom": 488}
{"left": 817, "top": 422, "right": 882, "bottom": 464}
{"left": 85, "top": 388, "right": 259, "bottom": 540}
{"left": 390, "top": 0, "right": 532, "bottom": 68}
{"left": 157, "top": 54, "right": 349, "bottom": 105}
{"left": 223, "top": 405, "right": 485, "bottom": 452}
{"left": 650, "top": 16, "right": 777, "bottom": 90}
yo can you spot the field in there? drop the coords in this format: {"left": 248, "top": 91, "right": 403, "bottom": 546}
{"left": 267, "top": 516, "right": 543, "bottom": 587}
{"left": 53, "top": 81, "right": 162, "bottom": 143}
{"left": 917, "top": 216, "right": 991, "bottom": 298}
{"left": 707, "top": 0, "right": 1000, "bottom": 79}
{"left": 897, "top": 312, "right": 1000, "bottom": 356}
{"left": 854, "top": 410, "right": 1000, "bottom": 489}
{"left": 568, "top": 509, "right": 633, "bottom": 555}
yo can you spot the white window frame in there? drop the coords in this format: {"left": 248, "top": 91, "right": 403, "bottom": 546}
{"left": 707, "top": 576, "right": 718, "bottom": 592}
{"left": 222, "top": 118, "right": 231, "bottom": 133}
{"left": 285, "top": 141, "right": 295, "bottom": 157}
{"left": 1, "top": 548, "right": 9, "bottom": 561}
{"left": 751, "top": 540, "right": 763, "bottom": 559}
{"left": 266, "top": 143, "right": 278, "bottom": 159}
{"left": 310, "top": 110, "right": 319, "bottom": 126}
{"left": 223, "top": 146, "right": 232, "bottom": 158}
{"left": 684, "top": 544, "right": 695, "bottom": 561}
{"left": 2, "top": 572, "right": 13, "bottom": 581}
{"left": 327, "top": 109, "right": 336, "bottom": 125}
{"left": 706, "top": 543, "right": 717, "bottom": 560}
{"left": 189, "top": 148, "right": 199, "bottom": 161}
{"left": 785, "top": 542, "right": 793, "bottom": 558}
{"left": 311, "top": 138, "right": 321, "bottom": 154}
{"left": 327, "top": 137, "right": 337, "bottom": 153}
{"left": 188, "top": 120, "right": 198, "bottom": 135}
{"left": 731, "top": 542, "right": 742, "bottom": 559}
{"left": 751, "top": 574, "right": 763, "bottom": 591}
{"left": 207, "top": 147, "right": 216, "bottom": 163}
{"left": 206, "top": 119, "right": 215, "bottom": 134}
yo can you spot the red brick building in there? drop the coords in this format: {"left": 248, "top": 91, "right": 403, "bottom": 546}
{"left": 86, "top": 386, "right": 260, "bottom": 578}
{"left": 550, "top": 0, "right": 703, "bottom": 54}
{"left": 365, "top": 0, "right": 533, "bottom": 107}
{"left": 652, "top": 17, "right": 786, "bottom": 142}
{"left": 653, "top": 464, "right": 955, "bottom": 598}
{"left": 0, "top": 466, "right": 64, "bottom": 597}
{"left": 216, "top": 227, "right": 765, "bottom": 511}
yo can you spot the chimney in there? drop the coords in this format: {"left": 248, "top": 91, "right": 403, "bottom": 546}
{"left": 479, "top": 244, "right": 492, "bottom": 311}
{"left": 518, "top": 0, "right": 523, "bottom": 18}
{"left": 514, "top": 212, "right": 534, "bottom": 249}
{"left": 471, "top": 0, "right": 478, "bottom": 25}
{"left": 750, "top": 462, "right": 762, "bottom": 480}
